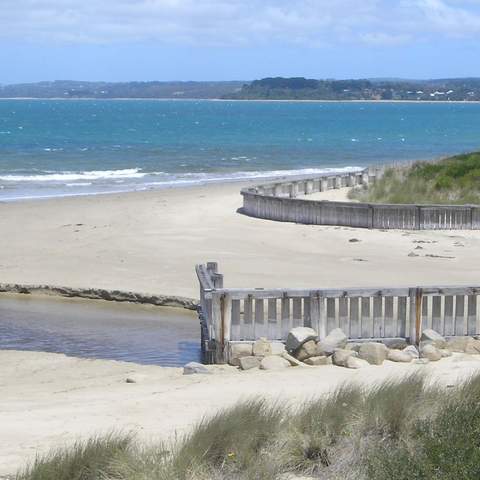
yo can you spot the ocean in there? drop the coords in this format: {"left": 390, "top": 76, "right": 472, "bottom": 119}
{"left": 1, "top": 99, "right": 480, "bottom": 200}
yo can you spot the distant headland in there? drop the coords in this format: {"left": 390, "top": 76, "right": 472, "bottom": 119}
{"left": 2, "top": 77, "right": 480, "bottom": 101}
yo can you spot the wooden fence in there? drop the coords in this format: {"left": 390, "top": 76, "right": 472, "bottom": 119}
{"left": 196, "top": 262, "right": 480, "bottom": 363}
{"left": 241, "top": 169, "right": 480, "bottom": 230}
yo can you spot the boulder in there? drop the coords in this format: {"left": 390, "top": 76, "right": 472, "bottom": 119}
{"left": 346, "top": 356, "right": 370, "bottom": 369}
{"left": 239, "top": 356, "right": 261, "bottom": 371}
{"left": 387, "top": 349, "right": 412, "bottom": 363}
{"left": 345, "top": 342, "right": 362, "bottom": 352}
{"left": 253, "top": 338, "right": 272, "bottom": 357}
{"left": 446, "top": 336, "right": 470, "bottom": 353}
{"left": 260, "top": 355, "right": 291, "bottom": 370}
{"left": 282, "top": 351, "right": 308, "bottom": 367}
{"left": 420, "top": 344, "right": 442, "bottom": 362}
{"left": 332, "top": 349, "right": 357, "bottom": 367}
{"left": 183, "top": 362, "right": 211, "bottom": 375}
{"left": 420, "top": 329, "right": 446, "bottom": 349}
{"left": 228, "top": 343, "right": 253, "bottom": 366}
{"left": 304, "top": 355, "right": 330, "bottom": 366}
{"left": 270, "top": 342, "right": 286, "bottom": 356}
{"left": 403, "top": 345, "right": 420, "bottom": 359}
{"left": 286, "top": 327, "right": 318, "bottom": 353}
{"left": 358, "top": 342, "right": 388, "bottom": 365}
{"left": 383, "top": 338, "right": 408, "bottom": 350}
{"left": 316, "top": 328, "right": 348, "bottom": 355}
{"left": 296, "top": 340, "right": 318, "bottom": 361}
{"left": 465, "top": 338, "right": 480, "bottom": 355}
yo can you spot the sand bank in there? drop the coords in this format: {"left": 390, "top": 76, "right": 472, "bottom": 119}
{"left": 1, "top": 183, "right": 480, "bottom": 301}
{"left": 2, "top": 349, "right": 480, "bottom": 475}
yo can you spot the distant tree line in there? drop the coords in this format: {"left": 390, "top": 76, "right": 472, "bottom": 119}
{"left": 1, "top": 77, "right": 480, "bottom": 101}
{"left": 224, "top": 77, "right": 480, "bottom": 101}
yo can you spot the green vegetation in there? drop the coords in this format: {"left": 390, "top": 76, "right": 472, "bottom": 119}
{"left": 17, "top": 373, "right": 480, "bottom": 480}
{"left": 351, "top": 152, "right": 480, "bottom": 205}
{"left": 225, "top": 77, "right": 480, "bottom": 101}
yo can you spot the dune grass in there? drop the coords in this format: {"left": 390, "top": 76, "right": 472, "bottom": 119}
{"left": 17, "top": 373, "right": 480, "bottom": 480}
{"left": 350, "top": 151, "right": 480, "bottom": 205}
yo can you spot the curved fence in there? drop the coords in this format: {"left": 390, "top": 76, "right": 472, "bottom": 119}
{"left": 240, "top": 169, "right": 480, "bottom": 230}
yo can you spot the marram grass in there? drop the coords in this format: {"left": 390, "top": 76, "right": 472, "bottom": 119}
{"left": 17, "top": 373, "right": 480, "bottom": 480}
{"left": 350, "top": 151, "right": 480, "bottom": 205}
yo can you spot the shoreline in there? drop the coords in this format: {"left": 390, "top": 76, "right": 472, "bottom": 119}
{"left": 1, "top": 97, "right": 480, "bottom": 104}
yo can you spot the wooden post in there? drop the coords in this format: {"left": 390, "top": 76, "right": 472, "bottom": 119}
{"left": 221, "top": 293, "right": 232, "bottom": 359}
{"left": 409, "top": 288, "right": 423, "bottom": 344}
{"left": 318, "top": 294, "right": 326, "bottom": 339}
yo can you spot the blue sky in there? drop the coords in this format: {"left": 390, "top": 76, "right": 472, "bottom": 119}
{"left": 2, "top": 0, "right": 480, "bottom": 83}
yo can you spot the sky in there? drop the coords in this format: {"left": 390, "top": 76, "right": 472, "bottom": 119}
{"left": 2, "top": 0, "right": 480, "bottom": 83}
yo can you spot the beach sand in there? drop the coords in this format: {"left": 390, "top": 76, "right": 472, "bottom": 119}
{"left": 2, "top": 349, "right": 480, "bottom": 475}
{"left": 1, "top": 182, "right": 480, "bottom": 300}
{"left": 3, "top": 182, "right": 480, "bottom": 474}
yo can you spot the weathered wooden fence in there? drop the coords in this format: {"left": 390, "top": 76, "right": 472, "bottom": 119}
{"left": 196, "top": 262, "right": 480, "bottom": 363}
{"left": 241, "top": 169, "right": 480, "bottom": 230}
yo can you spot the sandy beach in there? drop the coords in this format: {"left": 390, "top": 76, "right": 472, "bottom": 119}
{"left": 3, "top": 182, "right": 480, "bottom": 474}
{"left": 1, "top": 182, "right": 480, "bottom": 299}
{"left": 2, "top": 349, "right": 480, "bottom": 476}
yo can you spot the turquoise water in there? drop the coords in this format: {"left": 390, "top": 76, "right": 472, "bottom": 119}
{"left": 1, "top": 99, "right": 480, "bottom": 200}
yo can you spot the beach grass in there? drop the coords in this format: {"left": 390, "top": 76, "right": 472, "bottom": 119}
{"left": 350, "top": 151, "right": 480, "bottom": 205}
{"left": 17, "top": 373, "right": 480, "bottom": 480}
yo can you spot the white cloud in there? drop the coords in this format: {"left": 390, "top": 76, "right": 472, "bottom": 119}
{"left": 1, "top": 0, "right": 480, "bottom": 46}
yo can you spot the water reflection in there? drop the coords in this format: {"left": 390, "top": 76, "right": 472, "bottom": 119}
{"left": 0, "top": 294, "right": 201, "bottom": 366}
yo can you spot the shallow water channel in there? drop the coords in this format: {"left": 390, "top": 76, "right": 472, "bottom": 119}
{"left": 0, "top": 294, "right": 201, "bottom": 366}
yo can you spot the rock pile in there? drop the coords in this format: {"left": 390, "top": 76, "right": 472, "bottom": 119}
{"left": 224, "top": 327, "right": 480, "bottom": 372}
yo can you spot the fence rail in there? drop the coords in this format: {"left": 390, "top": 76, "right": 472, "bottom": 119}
{"left": 196, "top": 262, "right": 480, "bottom": 363}
{"left": 240, "top": 169, "right": 480, "bottom": 230}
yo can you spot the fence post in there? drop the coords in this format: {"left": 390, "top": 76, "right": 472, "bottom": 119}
{"left": 318, "top": 293, "right": 326, "bottom": 339}
{"left": 409, "top": 287, "right": 423, "bottom": 344}
{"left": 221, "top": 293, "right": 232, "bottom": 363}
{"left": 415, "top": 206, "right": 421, "bottom": 230}
{"left": 211, "top": 291, "right": 224, "bottom": 363}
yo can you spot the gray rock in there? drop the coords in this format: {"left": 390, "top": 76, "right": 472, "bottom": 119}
{"left": 183, "top": 362, "right": 211, "bottom": 375}
{"left": 346, "top": 356, "right": 369, "bottom": 369}
{"left": 304, "top": 355, "right": 330, "bottom": 366}
{"left": 383, "top": 338, "right": 408, "bottom": 350}
{"left": 420, "top": 329, "right": 447, "bottom": 349}
{"left": 387, "top": 349, "right": 413, "bottom": 363}
{"left": 446, "top": 336, "right": 470, "bottom": 353}
{"left": 228, "top": 343, "right": 253, "bottom": 366}
{"left": 332, "top": 349, "right": 357, "bottom": 367}
{"left": 465, "top": 338, "right": 480, "bottom": 355}
{"left": 270, "top": 342, "right": 286, "bottom": 356}
{"left": 316, "top": 328, "right": 348, "bottom": 356}
{"left": 260, "top": 355, "right": 291, "bottom": 370}
{"left": 282, "top": 351, "right": 308, "bottom": 367}
{"left": 286, "top": 327, "right": 318, "bottom": 352}
{"left": 125, "top": 377, "right": 137, "bottom": 384}
{"left": 296, "top": 340, "right": 318, "bottom": 361}
{"left": 358, "top": 342, "right": 388, "bottom": 365}
{"left": 420, "top": 344, "right": 442, "bottom": 362}
{"left": 253, "top": 338, "right": 272, "bottom": 357}
{"left": 403, "top": 345, "right": 420, "bottom": 359}
{"left": 239, "top": 356, "right": 261, "bottom": 371}
{"left": 345, "top": 342, "right": 362, "bottom": 352}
